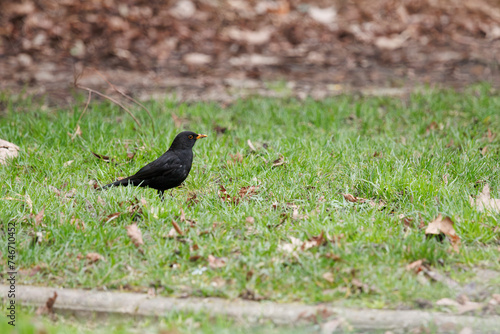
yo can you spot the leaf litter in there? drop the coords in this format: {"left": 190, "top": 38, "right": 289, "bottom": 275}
{"left": 470, "top": 184, "right": 500, "bottom": 213}
{"left": 424, "top": 214, "right": 461, "bottom": 252}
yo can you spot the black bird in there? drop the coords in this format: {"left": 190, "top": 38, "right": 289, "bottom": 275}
{"left": 99, "top": 131, "right": 207, "bottom": 198}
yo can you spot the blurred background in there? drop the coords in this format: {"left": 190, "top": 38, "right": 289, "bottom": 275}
{"left": 2, "top": 0, "right": 500, "bottom": 102}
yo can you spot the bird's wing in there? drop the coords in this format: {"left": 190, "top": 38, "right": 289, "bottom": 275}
{"left": 130, "top": 152, "right": 182, "bottom": 180}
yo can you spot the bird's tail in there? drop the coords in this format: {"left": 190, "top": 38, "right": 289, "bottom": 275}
{"left": 97, "top": 177, "right": 135, "bottom": 191}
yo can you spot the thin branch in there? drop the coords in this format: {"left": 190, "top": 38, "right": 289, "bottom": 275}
{"left": 74, "top": 84, "right": 142, "bottom": 128}
{"left": 77, "top": 90, "right": 92, "bottom": 125}
{"left": 94, "top": 69, "right": 156, "bottom": 136}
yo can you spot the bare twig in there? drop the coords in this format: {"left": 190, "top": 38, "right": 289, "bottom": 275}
{"left": 77, "top": 90, "right": 92, "bottom": 125}
{"left": 74, "top": 83, "right": 142, "bottom": 128}
{"left": 94, "top": 69, "right": 156, "bottom": 136}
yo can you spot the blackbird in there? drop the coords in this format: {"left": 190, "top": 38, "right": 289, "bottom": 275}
{"left": 99, "top": 131, "right": 207, "bottom": 198}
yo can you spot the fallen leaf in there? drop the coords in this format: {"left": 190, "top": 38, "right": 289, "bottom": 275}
{"left": 245, "top": 216, "right": 255, "bottom": 223}
{"left": 49, "top": 185, "right": 61, "bottom": 196}
{"left": 126, "top": 152, "right": 136, "bottom": 160}
{"left": 218, "top": 185, "right": 237, "bottom": 204}
{"left": 125, "top": 223, "right": 144, "bottom": 247}
{"left": 436, "top": 298, "right": 460, "bottom": 306}
{"left": 291, "top": 207, "right": 308, "bottom": 220}
{"left": 102, "top": 212, "right": 120, "bottom": 224}
{"left": 470, "top": 184, "right": 500, "bottom": 213}
{"left": 166, "top": 228, "right": 179, "bottom": 238}
{"left": 406, "top": 259, "right": 424, "bottom": 273}
{"left": 68, "top": 125, "right": 82, "bottom": 140}
{"left": 322, "top": 272, "right": 335, "bottom": 283}
{"left": 214, "top": 125, "right": 227, "bottom": 134}
{"left": 186, "top": 192, "right": 199, "bottom": 206}
{"left": 402, "top": 216, "right": 414, "bottom": 230}
{"left": 239, "top": 288, "right": 264, "bottom": 301}
{"left": 342, "top": 193, "right": 381, "bottom": 207}
{"left": 230, "top": 152, "right": 243, "bottom": 163}
{"left": 171, "top": 219, "right": 184, "bottom": 235}
{"left": 34, "top": 207, "right": 45, "bottom": 226}
{"left": 320, "top": 319, "right": 342, "bottom": 334}
{"left": 91, "top": 151, "right": 111, "bottom": 163}
{"left": 36, "top": 292, "right": 57, "bottom": 317}
{"left": 421, "top": 266, "right": 461, "bottom": 290}
{"left": 278, "top": 236, "right": 303, "bottom": 255}
{"left": 86, "top": 252, "right": 104, "bottom": 263}
{"left": 487, "top": 128, "right": 496, "bottom": 142}
{"left": 247, "top": 139, "right": 256, "bottom": 151}
{"left": 238, "top": 185, "right": 259, "bottom": 198}
{"left": 302, "top": 231, "right": 326, "bottom": 249}
{"left": 272, "top": 155, "right": 286, "bottom": 167}
{"left": 208, "top": 255, "right": 226, "bottom": 268}
{"left": 425, "top": 214, "right": 461, "bottom": 252}
{"left": 351, "top": 278, "right": 374, "bottom": 293}
{"left": 0, "top": 139, "right": 20, "bottom": 164}
{"left": 70, "top": 216, "right": 85, "bottom": 230}
{"left": 457, "top": 300, "right": 483, "bottom": 314}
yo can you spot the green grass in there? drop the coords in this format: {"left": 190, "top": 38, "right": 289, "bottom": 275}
{"left": 1, "top": 85, "right": 499, "bottom": 314}
{"left": 0, "top": 305, "right": 315, "bottom": 334}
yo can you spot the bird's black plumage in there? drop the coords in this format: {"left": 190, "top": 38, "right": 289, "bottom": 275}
{"left": 99, "top": 131, "right": 207, "bottom": 198}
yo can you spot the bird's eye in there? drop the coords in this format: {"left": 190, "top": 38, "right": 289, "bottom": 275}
{"left": 188, "top": 135, "right": 194, "bottom": 139}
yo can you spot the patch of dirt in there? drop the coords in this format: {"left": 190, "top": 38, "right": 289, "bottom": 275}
{"left": 2, "top": 0, "right": 500, "bottom": 102}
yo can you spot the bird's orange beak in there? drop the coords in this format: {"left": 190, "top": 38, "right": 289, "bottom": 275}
{"left": 196, "top": 134, "right": 207, "bottom": 139}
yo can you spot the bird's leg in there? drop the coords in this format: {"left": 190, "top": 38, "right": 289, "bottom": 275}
{"left": 158, "top": 190, "right": 165, "bottom": 201}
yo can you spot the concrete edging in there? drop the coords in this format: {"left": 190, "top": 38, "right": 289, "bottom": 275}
{"left": 2, "top": 285, "right": 499, "bottom": 332}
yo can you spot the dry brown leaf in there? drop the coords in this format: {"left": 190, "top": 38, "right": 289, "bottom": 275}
{"left": 487, "top": 128, "right": 496, "bottom": 142}
{"left": 166, "top": 228, "right": 179, "bottom": 238}
{"left": 406, "top": 259, "right": 424, "bottom": 273}
{"left": 125, "top": 223, "right": 144, "bottom": 247}
{"left": 238, "top": 185, "right": 259, "bottom": 198}
{"left": 425, "top": 214, "right": 461, "bottom": 252}
{"left": 457, "top": 296, "right": 483, "bottom": 314}
{"left": 420, "top": 266, "right": 461, "bottom": 290}
{"left": 343, "top": 193, "right": 357, "bottom": 202}
{"left": 171, "top": 220, "right": 184, "bottom": 235}
{"left": 186, "top": 192, "right": 199, "bottom": 206}
{"left": 70, "top": 216, "right": 85, "bottom": 230}
{"left": 86, "top": 252, "right": 104, "bottom": 263}
{"left": 36, "top": 292, "right": 57, "bottom": 316}
{"left": 470, "top": 184, "right": 500, "bottom": 213}
{"left": 278, "top": 236, "right": 303, "bottom": 255}
{"left": 247, "top": 139, "right": 256, "bottom": 151}
{"left": 239, "top": 288, "right": 264, "bottom": 301}
{"left": 245, "top": 216, "right": 255, "bottom": 223}
{"left": 218, "top": 185, "right": 237, "bottom": 204}
{"left": 230, "top": 152, "right": 243, "bottom": 163}
{"left": 91, "top": 151, "right": 111, "bottom": 163}
{"left": 34, "top": 207, "right": 45, "bottom": 226}
{"left": 49, "top": 185, "right": 61, "bottom": 196}
{"left": 272, "top": 155, "right": 286, "bottom": 167}
{"left": 0, "top": 139, "right": 20, "bottom": 165}
{"left": 68, "top": 125, "right": 82, "bottom": 140}
{"left": 342, "top": 193, "right": 375, "bottom": 206}
{"left": 208, "top": 255, "right": 226, "bottom": 268}
{"left": 214, "top": 125, "right": 227, "bottom": 134}
{"left": 436, "top": 298, "right": 460, "bottom": 306}
{"left": 402, "top": 216, "right": 414, "bottom": 230}
{"left": 102, "top": 212, "right": 120, "bottom": 224}
{"left": 322, "top": 272, "right": 335, "bottom": 283}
